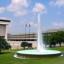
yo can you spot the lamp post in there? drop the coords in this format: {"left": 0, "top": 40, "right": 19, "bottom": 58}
{"left": 25, "top": 24, "right": 27, "bottom": 41}
{"left": 28, "top": 24, "right": 31, "bottom": 41}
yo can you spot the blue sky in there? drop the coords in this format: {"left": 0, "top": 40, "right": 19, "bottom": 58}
{"left": 0, "top": 0, "right": 64, "bottom": 34}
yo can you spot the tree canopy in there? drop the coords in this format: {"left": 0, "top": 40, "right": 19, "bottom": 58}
{"left": 0, "top": 37, "right": 11, "bottom": 53}
{"left": 21, "top": 41, "right": 32, "bottom": 49}
{"left": 43, "top": 31, "right": 64, "bottom": 47}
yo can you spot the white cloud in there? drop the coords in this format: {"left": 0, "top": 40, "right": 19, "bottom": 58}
{"left": 14, "top": 10, "right": 27, "bottom": 16}
{"left": 49, "top": 0, "right": 64, "bottom": 7}
{"left": 0, "top": 0, "right": 30, "bottom": 16}
{"left": 0, "top": 16, "right": 11, "bottom": 20}
{"left": 7, "top": 0, "right": 30, "bottom": 16}
{"left": 0, "top": 7, "right": 5, "bottom": 13}
{"left": 29, "top": 22, "right": 38, "bottom": 27}
{"left": 7, "top": 0, "right": 29, "bottom": 11}
{"left": 12, "top": 0, "right": 29, "bottom": 7}
{"left": 52, "top": 21, "right": 64, "bottom": 29}
{"left": 33, "top": 3, "right": 46, "bottom": 13}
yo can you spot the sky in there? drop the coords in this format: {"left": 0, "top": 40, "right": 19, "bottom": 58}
{"left": 0, "top": 0, "right": 64, "bottom": 34}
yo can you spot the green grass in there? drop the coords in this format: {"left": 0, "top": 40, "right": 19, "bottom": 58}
{"left": 0, "top": 47, "right": 64, "bottom": 64}
{"left": 48, "top": 47, "right": 64, "bottom": 51}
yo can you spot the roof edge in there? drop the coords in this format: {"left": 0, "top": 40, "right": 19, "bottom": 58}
{"left": 0, "top": 19, "right": 10, "bottom": 22}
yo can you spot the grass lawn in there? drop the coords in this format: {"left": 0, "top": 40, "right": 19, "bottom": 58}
{"left": 0, "top": 47, "right": 64, "bottom": 64}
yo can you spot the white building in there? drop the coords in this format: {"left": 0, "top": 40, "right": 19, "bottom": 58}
{"left": 8, "top": 34, "right": 37, "bottom": 49}
{"left": 0, "top": 19, "right": 10, "bottom": 39}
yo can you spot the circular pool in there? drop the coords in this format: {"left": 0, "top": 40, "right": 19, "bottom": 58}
{"left": 14, "top": 49, "right": 61, "bottom": 59}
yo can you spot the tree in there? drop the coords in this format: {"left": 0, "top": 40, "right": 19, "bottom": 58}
{"left": 21, "top": 41, "right": 28, "bottom": 49}
{"left": 0, "top": 37, "right": 11, "bottom": 53}
{"left": 57, "top": 31, "right": 64, "bottom": 46}
{"left": 43, "top": 31, "right": 64, "bottom": 48}
{"left": 43, "top": 33, "right": 55, "bottom": 48}
{"left": 27, "top": 43, "right": 32, "bottom": 49}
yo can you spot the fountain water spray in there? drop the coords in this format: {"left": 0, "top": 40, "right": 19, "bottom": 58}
{"left": 37, "top": 13, "right": 45, "bottom": 51}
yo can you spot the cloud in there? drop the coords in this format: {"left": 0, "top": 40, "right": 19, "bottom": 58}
{"left": 49, "top": 0, "right": 64, "bottom": 7}
{"left": 0, "top": 0, "right": 30, "bottom": 16}
{"left": 13, "top": 10, "right": 27, "bottom": 16}
{"left": 33, "top": 3, "right": 46, "bottom": 13}
{"left": 0, "top": 7, "right": 5, "bottom": 13}
{"left": 29, "top": 22, "right": 38, "bottom": 27}
{"left": 7, "top": 0, "right": 29, "bottom": 11}
{"left": 7, "top": 0, "right": 30, "bottom": 16}
{"left": 52, "top": 21, "right": 64, "bottom": 29}
{"left": 0, "top": 16, "right": 10, "bottom": 20}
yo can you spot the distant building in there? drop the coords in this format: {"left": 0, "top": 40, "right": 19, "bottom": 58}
{"left": 8, "top": 33, "right": 37, "bottom": 41}
{"left": 8, "top": 33, "right": 37, "bottom": 49}
{"left": 7, "top": 29, "right": 64, "bottom": 49}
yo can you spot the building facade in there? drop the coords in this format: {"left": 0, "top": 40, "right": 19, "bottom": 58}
{"left": 0, "top": 19, "right": 10, "bottom": 39}
{"left": 8, "top": 33, "right": 37, "bottom": 49}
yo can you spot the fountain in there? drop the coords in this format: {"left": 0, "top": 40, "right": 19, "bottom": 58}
{"left": 14, "top": 4, "right": 61, "bottom": 58}
{"left": 14, "top": 3, "right": 61, "bottom": 58}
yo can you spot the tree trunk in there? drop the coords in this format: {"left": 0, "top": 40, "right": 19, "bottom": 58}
{"left": 59, "top": 43, "right": 61, "bottom": 47}
{"left": 0, "top": 49, "right": 1, "bottom": 53}
{"left": 24, "top": 47, "right": 25, "bottom": 50}
{"left": 49, "top": 44, "right": 52, "bottom": 48}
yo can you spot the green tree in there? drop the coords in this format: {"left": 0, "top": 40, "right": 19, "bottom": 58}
{"left": 43, "top": 33, "right": 56, "bottom": 47}
{"left": 0, "top": 37, "right": 11, "bottom": 53}
{"left": 21, "top": 41, "right": 28, "bottom": 49}
{"left": 43, "top": 31, "right": 64, "bottom": 48}
{"left": 56, "top": 31, "right": 64, "bottom": 47}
